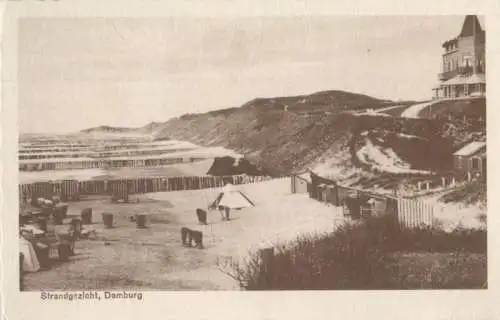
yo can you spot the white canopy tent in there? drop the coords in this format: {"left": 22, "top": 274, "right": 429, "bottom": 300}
{"left": 210, "top": 183, "right": 255, "bottom": 210}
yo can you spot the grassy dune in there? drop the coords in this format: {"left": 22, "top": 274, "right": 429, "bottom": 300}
{"left": 224, "top": 214, "right": 486, "bottom": 290}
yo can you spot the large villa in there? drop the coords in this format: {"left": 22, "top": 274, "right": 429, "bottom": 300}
{"left": 432, "top": 15, "right": 486, "bottom": 100}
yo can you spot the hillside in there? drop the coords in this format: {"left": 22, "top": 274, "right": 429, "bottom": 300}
{"left": 153, "top": 91, "right": 396, "bottom": 175}
{"left": 81, "top": 122, "right": 166, "bottom": 137}
{"left": 139, "top": 122, "right": 165, "bottom": 135}
{"left": 155, "top": 93, "right": 484, "bottom": 178}
{"left": 81, "top": 90, "right": 486, "bottom": 192}
{"left": 81, "top": 125, "right": 141, "bottom": 134}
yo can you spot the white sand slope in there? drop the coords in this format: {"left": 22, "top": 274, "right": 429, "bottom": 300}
{"left": 419, "top": 193, "right": 486, "bottom": 231}
{"left": 400, "top": 101, "right": 435, "bottom": 118}
{"left": 396, "top": 133, "right": 426, "bottom": 140}
{"left": 357, "top": 139, "right": 431, "bottom": 174}
{"left": 433, "top": 203, "right": 485, "bottom": 231}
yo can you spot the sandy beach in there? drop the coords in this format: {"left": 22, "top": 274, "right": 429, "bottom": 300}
{"left": 23, "top": 178, "right": 342, "bottom": 290}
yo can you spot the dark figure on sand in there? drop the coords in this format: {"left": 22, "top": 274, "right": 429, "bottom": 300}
{"left": 181, "top": 227, "right": 203, "bottom": 249}
{"left": 196, "top": 208, "right": 208, "bottom": 225}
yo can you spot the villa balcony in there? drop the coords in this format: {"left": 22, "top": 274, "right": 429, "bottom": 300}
{"left": 438, "top": 66, "right": 483, "bottom": 82}
{"left": 438, "top": 71, "right": 457, "bottom": 81}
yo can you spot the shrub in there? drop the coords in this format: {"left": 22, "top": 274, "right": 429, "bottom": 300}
{"left": 220, "top": 214, "right": 486, "bottom": 290}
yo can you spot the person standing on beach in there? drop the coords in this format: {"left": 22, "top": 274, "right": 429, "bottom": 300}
{"left": 22, "top": 191, "right": 28, "bottom": 206}
{"left": 218, "top": 205, "right": 226, "bottom": 221}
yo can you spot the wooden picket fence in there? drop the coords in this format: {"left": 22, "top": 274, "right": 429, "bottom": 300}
{"left": 395, "top": 197, "right": 434, "bottom": 228}
{"left": 19, "top": 174, "right": 272, "bottom": 203}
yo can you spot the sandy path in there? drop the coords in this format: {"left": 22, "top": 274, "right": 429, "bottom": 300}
{"left": 373, "top": 104, "right": 406, "bottom": 113}
{"left": 400, "top": 101, "right": 435, "bottom": 118}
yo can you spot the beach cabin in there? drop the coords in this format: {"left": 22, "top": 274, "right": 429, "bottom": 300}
{"left": 453, "top": 141, "right": 486, "bottom": 179}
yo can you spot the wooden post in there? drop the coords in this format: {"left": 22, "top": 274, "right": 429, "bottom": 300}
{"left": 259, "top": 247, "right": 275, "bottom": 288}
{"left": 20, "top": 253, "right": 24, "bottom": 291}
{"left": 333, "top": 184, "right": 339, "bottom": 206}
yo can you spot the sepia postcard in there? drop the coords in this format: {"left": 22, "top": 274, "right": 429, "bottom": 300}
{"left": 1, "top": 0, "right": 499, "bottom": 319}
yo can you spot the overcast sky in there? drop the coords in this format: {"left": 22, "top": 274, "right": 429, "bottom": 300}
{"left": 18, "top": 16, "right": 484, "bottom": 133}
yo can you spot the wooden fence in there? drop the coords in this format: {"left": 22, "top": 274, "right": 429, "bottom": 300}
{"left": 19, "top": 174, "right": 272, "bottom": 203}
{"left": 293, "top": 173, "right": 435, "bottom": 229}
{"left": 290, "top": 174, "right": 310, "bottom": 194}
{"left": 396, "top": 198, "right": 434, "bottom": 228}
{"left": 19, "top": 156, "right": 191, "bottom": 171}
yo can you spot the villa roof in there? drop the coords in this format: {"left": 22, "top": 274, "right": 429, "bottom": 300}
{"left": 442, "top": 15, "right": 484, "bottom": 47}
{"left": 453, "top": 141, "right": 486, "bottom": 157}
{"left": 459, "top": 15, "right": 483, "bottom": 37}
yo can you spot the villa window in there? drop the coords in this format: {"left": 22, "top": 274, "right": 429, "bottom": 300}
{"left": 471, "top": 158, "right": 480, "bottom": 170}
